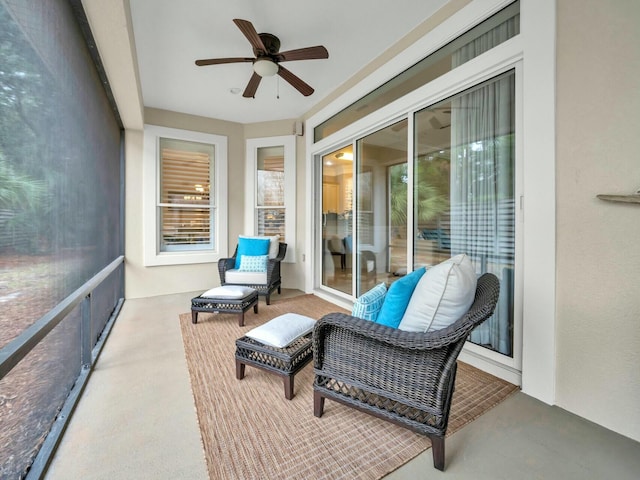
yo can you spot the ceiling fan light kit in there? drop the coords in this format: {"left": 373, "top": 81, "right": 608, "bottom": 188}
{"left": 253, "top": 59, "right": 278, "bottom": 77}
{"left": 195, "top": 19, "right": 328, "bottom": 98}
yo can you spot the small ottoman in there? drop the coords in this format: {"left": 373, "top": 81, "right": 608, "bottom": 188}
{"left": 191, "top": 286, "right": 258, "bottom": 327}
{"left": 235, "top": 313, "right": 315, "bottom": 399}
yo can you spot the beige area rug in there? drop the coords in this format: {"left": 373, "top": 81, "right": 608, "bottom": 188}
{"left": 179, "top": 294, "right": 518, "bottom": 480}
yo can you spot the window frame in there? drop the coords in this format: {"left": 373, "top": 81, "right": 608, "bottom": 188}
{"left": 143, "top": 124, "right": 228, "bottom": 266}
{"left": 245, "top": 135, "right": 296, "bottom": 262}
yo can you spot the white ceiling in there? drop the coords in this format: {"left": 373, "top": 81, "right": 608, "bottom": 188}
{"left": 128, "top": 0, "right": 449, "bottom": 124}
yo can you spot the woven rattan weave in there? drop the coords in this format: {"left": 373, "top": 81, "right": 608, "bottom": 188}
{"left": 191, "top": 289, "right": 258, "bottom": 327}
{"left": 218, "top": 242, "right": 287, "bottom": 304}
{"left": 235, "top": 332, "right": 312, "bottom": 399}
{"left": 313, "top": 273, "right": 501, "bottom": 471}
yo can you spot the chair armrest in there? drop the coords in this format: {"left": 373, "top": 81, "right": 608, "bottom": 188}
{"left": 313, "top": 273, "right": 500, "bottom": 367}
{"left": 312, "top": 313, "right": 445, "bottom": 366}
{"left": 265, "top": 243, "right": 287, "bottom": 281}
{"left": 218, "top": 256, "right": 236, "bottom": 284}
{"left": 274, "top": 242, "right": 287, "bottom": 261}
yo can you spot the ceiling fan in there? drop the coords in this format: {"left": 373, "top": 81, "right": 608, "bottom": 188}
{"left": 195, "top": 19, "right": 329, "bottom": 98}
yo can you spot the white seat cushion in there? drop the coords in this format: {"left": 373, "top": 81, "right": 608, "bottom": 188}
{"left": 245, "top": 313, "right": 315, "bottom": 348}
{"left": 225, "top": 269, "right": 268, "bottom": 285}
{"left": 201, "top": 285, "right": 255, "bottom": 299}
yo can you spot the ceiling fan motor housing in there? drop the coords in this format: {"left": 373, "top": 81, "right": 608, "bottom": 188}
{"left": 255, "top": 33, "right": 280, "bottom": 57}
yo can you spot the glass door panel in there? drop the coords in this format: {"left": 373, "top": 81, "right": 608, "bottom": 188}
{"left": 414, "top": 71, "right": 515, "bottom": 357}
{"left": 320, "top": 147, "right": 353, "bottom": 295}
{"left": 355, "top": 119, "right": 408, "bottom": 296}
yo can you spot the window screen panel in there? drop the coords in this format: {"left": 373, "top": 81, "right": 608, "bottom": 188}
{"left": 0, "top": 0, "right": 123, "bottom": 476}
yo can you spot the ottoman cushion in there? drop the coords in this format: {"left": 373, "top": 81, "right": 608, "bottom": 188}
{"left": 201, "top": 285, "right": 255, "bottom": 299}
{"left": 245, "top": 313, "right": 315, "bottom": 348}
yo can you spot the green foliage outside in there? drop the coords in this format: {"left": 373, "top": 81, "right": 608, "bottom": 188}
{"left": 0, "top": 5, "right": 50, "bottom": 253}
{"left": 0, "top": 4, "right": 95, "bottom": 255}
{"left": 389, "top": 157, "right": 450, "bottom": 229}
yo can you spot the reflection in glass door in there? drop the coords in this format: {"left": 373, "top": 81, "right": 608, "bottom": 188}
{"left": 414, "top": 71, "right": 516, "bottom": 357}
{"left": 318, "top": 121, "right": 409, "bottom": 297}
{"left": 321, "top": 147, "right": 353, "bottom": 296}
{"left": 355, "top": 120, "right": 408, "bottom": 296}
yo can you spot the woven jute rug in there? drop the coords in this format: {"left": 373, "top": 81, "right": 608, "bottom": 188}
{"left": 179, "top": 294, "right": 518, "bottom": 480}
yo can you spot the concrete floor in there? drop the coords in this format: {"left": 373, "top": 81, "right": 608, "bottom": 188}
{"left": 45, "top": 290, "right": 640, "bottom": 480}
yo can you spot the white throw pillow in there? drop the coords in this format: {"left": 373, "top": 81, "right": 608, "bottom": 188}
{"left": 398, "top": 254, "right": 477, "bottom": 332}
{"left": 201, "top": 285, "right": 255, "bottom": 299}
{"left": 245, "top": 313, "right": 316, "bottom": 348}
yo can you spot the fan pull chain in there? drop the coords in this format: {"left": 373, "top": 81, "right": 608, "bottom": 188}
{"left": 277, "top": 76, "right": 280, "bottom": 99}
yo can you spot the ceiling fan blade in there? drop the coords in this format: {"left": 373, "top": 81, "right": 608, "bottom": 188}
{"left": 195, "top": 57, "right": 254, "bottom": 66}
{"left": 275, "top": 46, "right": 329, "bottom": 62}
{"left": 242, "top": 72, "right": 262, "bottom": 98}
{"left": 277, "top": 65, "right": 314, "bottom": 96}
{"left": 233, "top": 18, "right": 267, "bottom": 54}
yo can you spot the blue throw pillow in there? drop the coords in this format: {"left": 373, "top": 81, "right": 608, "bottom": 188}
{"left": 351, "top": 282, "right": 387, "bottom": 322}
{"left": 238, "top": 254, "right": 268, "bottom": 272}
{"left": 376, "top": 267, "right": 426, "bottom": 328}
{"left": 235, "top": 237, "right": 270, "bottom": 268}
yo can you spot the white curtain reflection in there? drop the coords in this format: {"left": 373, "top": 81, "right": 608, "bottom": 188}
{"left": 450, "top": 72, "right": 515, "bottom": 356}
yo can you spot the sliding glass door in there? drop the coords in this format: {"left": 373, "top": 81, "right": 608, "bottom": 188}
{"left": 414, "top": 71, "right": 515, "bottom": 356}
{"left": 312, "top": 3, "right": 521, "bottom": 374}
{"left": 321, "top": 147, "right": 353, "bottom": 295}
{"left": 355, "top": 120, "right": 408, "bottom": 296}
{"left": 319, "top": 119, "right": 408, "bottom": 297}
{"left": 318, "top": 71, "right": 516, "bottom": 359}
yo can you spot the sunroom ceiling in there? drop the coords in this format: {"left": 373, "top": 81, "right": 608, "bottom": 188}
{"left": 128, "top": 0, "right": 449, "bottom": 124}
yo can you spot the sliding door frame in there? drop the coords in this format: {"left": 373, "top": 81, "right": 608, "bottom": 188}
{"left": 305, "top": 8, "right": 526, "bottom": 384}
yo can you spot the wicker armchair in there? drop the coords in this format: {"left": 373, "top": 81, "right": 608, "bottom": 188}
{"left": 218, "top": 242, "right": 287, "bottom": 304}
{"left": 312, "top": 273, "right": 500, "bottom": 471}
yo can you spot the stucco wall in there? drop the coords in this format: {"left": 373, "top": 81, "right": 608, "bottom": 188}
{"left": 556, "top": 0, "right": 640, "bottom": 441}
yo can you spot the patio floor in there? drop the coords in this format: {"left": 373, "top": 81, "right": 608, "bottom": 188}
{"left": 44, "top": 289, "right": 640, "bottom": 479}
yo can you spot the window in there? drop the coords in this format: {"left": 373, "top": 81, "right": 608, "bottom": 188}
{"left": 256, "top": 146, "right": 285, "bottom": 239}
{"left": 159, "top": 138, "right": 213, "bottom": 252}
{"left": 313, "top": 0, "right": 519, "bottom": 141}
{"left": 245, "top": 136, "right": 295, "bottom": 261}
{"left": 143, "top": 125, "right": 228, "bottom": 266}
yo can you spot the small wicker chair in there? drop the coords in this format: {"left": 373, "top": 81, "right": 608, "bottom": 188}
{"left": 218, "top": 242, "right": 287, "bottom": 305}
{"left": 312, "top": 273, "right": 500, "bottom": 471}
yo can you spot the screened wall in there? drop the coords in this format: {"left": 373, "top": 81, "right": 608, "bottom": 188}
{"left": 0, "top": 0, "right": 124, "bottom": 477}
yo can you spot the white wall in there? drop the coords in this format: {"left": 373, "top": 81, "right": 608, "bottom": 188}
{"left": 556, "top": 0, "right": 640, "bottom": 441}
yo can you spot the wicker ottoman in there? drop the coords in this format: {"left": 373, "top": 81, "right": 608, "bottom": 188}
{"left": 191, "top": 286, "right": 258, "bottom": 327}
{"left": 235, "top": 313, "right": 315, "bottom": 399}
